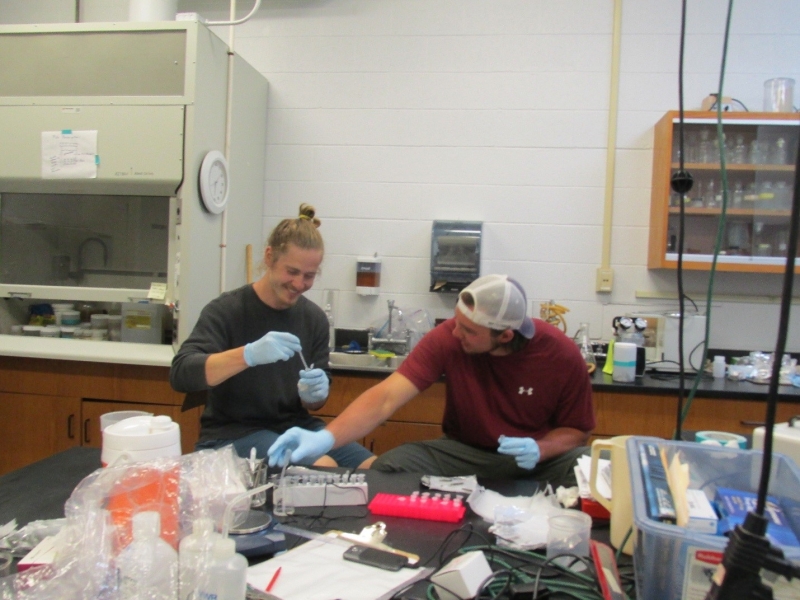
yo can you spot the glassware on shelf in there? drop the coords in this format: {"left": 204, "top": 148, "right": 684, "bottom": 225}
{"left": 732, "top": 181, "right": 744, "bottom": 207}
{"left": 750, "top": 139, "right": 768, "bottom": 164}
{"left": 774, "top": 180, "right": 791, "bottom": 209}
{"left": 703, "top": 178, "right": 718, "bottom": 208}
{"left": 776, "top": 229, "right": 790, "bottom": 257}
{"left": 752, "top": 221, "right": 772, "bottom": 257}
{"left": 685, "top": 131, "right": 699, "bottom": 163}
{"left": 744, "top": 182, "right": 760, "bottom": 204}
{"left": 726, "top": 222, "right": 749, "bottom": 255}
{"left": 758, "top": 181, "right": 775, "bottom": 208}
{"left": 698, "top": 129, "right": 713, "bottom": 163}
{"left": 690, "top": 179, "right": 705, "bottom": 208}
{"left": 773, "top": 137, "right": 788, "bottom": 165}
{"left": 732, "top": 134, "right": 747, "bottom": 164}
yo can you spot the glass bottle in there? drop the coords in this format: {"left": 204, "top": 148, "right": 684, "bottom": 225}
{"left": 732, "top": 181, "right": 744, "bottom": 207}
{"left": 774, "top": 180, "right": 790, "bottom": 209}
{"left": 575, "top": 323, "right": 596, "bottom": 371}
{"left": 732, "top": 134, "right": 747, "bottom": 164}
{"left": 773, "top": 137, "right": 788, "bottom": 165}
{"left": 699, "top": 129, "right": 713, "bottom": 163}
{"left": 750, "top": 139, "right": 766, "bottom": 164}
{"left": 703, "top": 178, "right": 717, "bottom": 208}
{"left": 758, "top": 181, "right": 775, "bottom": 209}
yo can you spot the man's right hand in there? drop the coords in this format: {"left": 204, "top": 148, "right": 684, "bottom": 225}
{"left": 268, "top": 428, "right": 335, "bottom": 467}
{"left": 243, "top": 331, "right": 302, "bottom": 367}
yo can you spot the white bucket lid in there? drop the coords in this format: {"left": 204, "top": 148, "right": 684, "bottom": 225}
{"left": 102, "top": 415, "right": 180, "bottom": 452}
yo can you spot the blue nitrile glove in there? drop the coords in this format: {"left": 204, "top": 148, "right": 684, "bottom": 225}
{"left": 268, "top": 428, "right": 335, "bottom": 467}
{"left": 298, "top": 368, "right": 330, "bottom": 404}
{"left": 497, "top": 435, "right": 541, "bottom": 470}
{"left": 243, "top": 331, "right": 302, "bottom": 367}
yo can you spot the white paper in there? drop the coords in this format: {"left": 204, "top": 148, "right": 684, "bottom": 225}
{"left": 41, "top": 130, "right": 98, "bottom": 179}
{"left": 247, "top": 540, "right": 431, "bottom": 600}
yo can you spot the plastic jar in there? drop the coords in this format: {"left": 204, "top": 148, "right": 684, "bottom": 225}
{"left": 60, "top": 310, "right": 81, "bottom": 326}
{"left": 107, "top": 315, "right": 122, "bottom": 342}
{"left": 60, "top": 326, "right": 77, "bottom": 339}
{"left": 22, "top": 325, "right": 43, "bottom": 336}
{"left": 41, "top": 326, "right": 61, "bottom": 338}
{"left": 90, "top": 329, "right": 108, "bottom": 341}
{"left": 91, "top": 314, "right": 110, "bottom": 330}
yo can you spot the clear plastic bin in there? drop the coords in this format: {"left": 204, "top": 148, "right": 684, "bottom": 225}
{"left": 627, "top": 437, "right": 800, "bottom": 600}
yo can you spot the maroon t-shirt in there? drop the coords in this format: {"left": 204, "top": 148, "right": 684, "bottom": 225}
{"left": 397, "top": 318, "right": 595, "bottom": 450}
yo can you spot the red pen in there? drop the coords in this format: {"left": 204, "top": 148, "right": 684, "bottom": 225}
{"left": 266, "top": 566, "right": 282, "bottom": 592}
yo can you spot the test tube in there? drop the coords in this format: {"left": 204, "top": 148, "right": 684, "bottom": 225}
{"left": 273, "top": 449, "right": 295, "bottom": 516}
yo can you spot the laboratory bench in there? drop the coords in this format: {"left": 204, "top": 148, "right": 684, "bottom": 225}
{"left": 0, "top": 447, "right": 626, "bottom": 600}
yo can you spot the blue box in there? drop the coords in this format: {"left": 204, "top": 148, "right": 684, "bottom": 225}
{"left": 627, "top": 437, "right": 800, "bottom": 600}
{"left": 715, "top": 487, "right": 800, "bottom": 547}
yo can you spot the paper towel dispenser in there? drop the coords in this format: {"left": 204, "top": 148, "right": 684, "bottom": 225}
{"left": 430, "top": 221, "right": 482, "bottom": 293}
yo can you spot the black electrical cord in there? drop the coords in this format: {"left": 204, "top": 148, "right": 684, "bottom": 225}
{"left": 670, "top": 0, "right": 692, "bottom": 442}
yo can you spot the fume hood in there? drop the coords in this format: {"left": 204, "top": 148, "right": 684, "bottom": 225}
{"left": 0, "top": 21, "right": 268, "bottom": 346}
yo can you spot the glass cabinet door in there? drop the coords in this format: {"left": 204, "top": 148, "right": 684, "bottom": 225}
{"left": 650, "top": 112, "right": 799, "bottom": 273}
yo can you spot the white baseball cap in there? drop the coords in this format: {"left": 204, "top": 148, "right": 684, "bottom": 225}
{"left": 456, "top": 274, "right": 535, "bottom": 339}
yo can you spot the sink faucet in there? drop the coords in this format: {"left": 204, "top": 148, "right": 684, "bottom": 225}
{"left": 370, "top": 300, "right": 411, "bottom": 355}
{"left": 387, "top": 299, "right": 402, "bottom": 336}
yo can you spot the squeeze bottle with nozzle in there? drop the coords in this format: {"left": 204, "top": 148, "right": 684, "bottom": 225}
{"left": 179, "top": 517, "right": 221, "bottom": 600}
{"left": 195, "top": 537, "right": 248, "bottom": 600}
{"left": 116, "top": 511, "right": 178, "bottom": 600}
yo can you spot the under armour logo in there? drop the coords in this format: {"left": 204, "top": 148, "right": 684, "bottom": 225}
{"left": 518, "top": 387, "right": 533, "bottom": 395}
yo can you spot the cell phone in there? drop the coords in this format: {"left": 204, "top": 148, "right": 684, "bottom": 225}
{"left": 342, "top": 545, "right": 408, "bottom": 571}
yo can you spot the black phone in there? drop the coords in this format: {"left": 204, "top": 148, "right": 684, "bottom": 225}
{"left": 342, "top": 545, "right": 408, "bottom": 571}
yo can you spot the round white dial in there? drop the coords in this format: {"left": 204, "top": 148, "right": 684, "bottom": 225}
{"left": 199, "top": 150, "right": 230, "bottom": 214}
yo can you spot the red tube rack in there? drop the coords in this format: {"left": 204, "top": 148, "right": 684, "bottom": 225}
{"left": 368, "top": 492, "right": 466, "bottom": 522}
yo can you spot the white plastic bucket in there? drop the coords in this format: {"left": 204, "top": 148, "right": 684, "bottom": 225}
{"left": 100, "top": 410, "right": 153, "bottom": 432}
{"left": 102, "top": 415, "right": 181, "bottom": 467}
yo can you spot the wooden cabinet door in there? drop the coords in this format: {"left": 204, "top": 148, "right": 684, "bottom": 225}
{"left": 0, "top": 392, "right": 81, "bottom": 476}
{"left": 364, "top": 421, "right": 443, "bottom": 455}
{"left": 593, "top": 392, "right": 676, "bottom": 439}
{"left": 682, "top": 398, "right": 800, "bottom": 437}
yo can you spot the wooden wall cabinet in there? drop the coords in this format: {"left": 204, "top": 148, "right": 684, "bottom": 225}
{"left": 0, "top": 356, "right": 201, "bottom": 476}
{"left": 649, "top": 111, "right": 800, "bottom": 273}
{"left": 592, "top": 391, "right": 799, "bottom": 440}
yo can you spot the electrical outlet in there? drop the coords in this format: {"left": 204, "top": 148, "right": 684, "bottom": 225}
{"left": 596, "top": 267, "right": 613, "bottom": 293}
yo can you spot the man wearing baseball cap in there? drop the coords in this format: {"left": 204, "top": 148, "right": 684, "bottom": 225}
{"left": 268, "top": 274, "right": 594, "bottom": 487}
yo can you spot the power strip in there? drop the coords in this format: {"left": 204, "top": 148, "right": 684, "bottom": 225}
{"left": 268, "top": 472, "right": 368, "bottom": 507}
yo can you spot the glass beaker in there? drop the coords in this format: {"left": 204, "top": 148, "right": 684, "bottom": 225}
{"left": 763, "top": 78, "right": 795, "bottom": 113}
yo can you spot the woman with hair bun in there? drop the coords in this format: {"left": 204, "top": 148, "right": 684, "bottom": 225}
{"left": 170, "top": 204, "right": 374, "bottom": 468}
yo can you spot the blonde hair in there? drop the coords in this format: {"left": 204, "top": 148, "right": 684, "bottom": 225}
{"left": 266, "top": 203, "right": 324, "bottom": 260}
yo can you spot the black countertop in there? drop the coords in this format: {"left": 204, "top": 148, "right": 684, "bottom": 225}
{"left": 332, "top": 364, "right": 800, "bottom": 403}
{"left": 590, "top": 368, "right": 800, "bottom": 402}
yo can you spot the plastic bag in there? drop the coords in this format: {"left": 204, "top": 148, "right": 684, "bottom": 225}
{"left": 0, "top": 445, "right": 249, "bottom": 600}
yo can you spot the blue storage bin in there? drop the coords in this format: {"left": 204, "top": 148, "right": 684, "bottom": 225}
{"left": 627, "top": 436, "right": 800, "bottom": 600}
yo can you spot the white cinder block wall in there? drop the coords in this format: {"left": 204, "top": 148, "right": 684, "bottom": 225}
{"left": 3, "top": 0, "right": 799, "bottom": 352}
